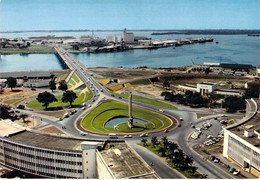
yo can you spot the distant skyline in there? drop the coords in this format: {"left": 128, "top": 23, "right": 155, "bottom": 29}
{"left": 1, "top": 0, "right": 260, "bottom": 31}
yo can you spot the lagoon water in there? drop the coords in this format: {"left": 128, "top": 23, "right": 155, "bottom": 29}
{"left": 0, "top": 31, "right": 260, "bottom": 72}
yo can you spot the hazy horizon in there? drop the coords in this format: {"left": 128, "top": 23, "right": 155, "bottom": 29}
{"left": 1, "top": 0, "right": 260, "bottom": 31}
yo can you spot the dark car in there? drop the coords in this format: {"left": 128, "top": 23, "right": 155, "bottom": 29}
{"left": 210, "top": 155, "right": 216, "bottom": 161}
{"left": 229, "top": 168, "right": 235, "bottom": 173}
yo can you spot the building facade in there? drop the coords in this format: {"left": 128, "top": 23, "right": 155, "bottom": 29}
{"left": 223, "top": 98, "right": 260, "bottom": 177}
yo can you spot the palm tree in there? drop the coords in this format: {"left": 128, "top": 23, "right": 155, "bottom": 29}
{"left": 141, "top": 138, "right": 148, "bottom": 146}
{"left": 151, "top": 136, "right": 158, "bottom": 147}
{"left": 161, "top": 136, "right": 168, "bottom": 148}
{"left": 173, "top": 149, "right": 185, "bottom": 169}
{"left": 167, "top": 141, "right": 178, "bottom": 160}
{"left": 184, "top": 155, "right": 194, "bottom": 167}
{"left": 158, "top": 147, "right": 167, "bottom": 157}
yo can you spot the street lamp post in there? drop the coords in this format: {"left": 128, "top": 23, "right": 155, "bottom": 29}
{"left": 114, "top": 125, "right": 117, "bottom": 136}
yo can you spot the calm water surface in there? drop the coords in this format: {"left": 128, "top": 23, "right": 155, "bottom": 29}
{"left": 0, "top": 32, "right": 260, "bottom": 72}
{"left": 105, "top": 117, "right": 146, "bottom": 127}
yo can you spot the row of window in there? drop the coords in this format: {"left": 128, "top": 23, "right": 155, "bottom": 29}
{"left": 5, "top": 158, "right": 83, "bottom": 177}
{"left": 2, "top": 142, "right": 82, "bottom": 158}
{"left": 5, "top": 154, "right": 82, "bottom": 167}
{"left": 4, "top": 146, "right": 81, "bottom": 158}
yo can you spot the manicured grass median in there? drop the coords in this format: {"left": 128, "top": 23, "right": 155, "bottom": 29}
{"left": 81, "top": 101, "right": 172, "bottom": 134}
{"left": 27, "top": 89, "right": 93, "bottom": 110}
{"left": 110, "top": 91, "right": 177, "bottom": 109}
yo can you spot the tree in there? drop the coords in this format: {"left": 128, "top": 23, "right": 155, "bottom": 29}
{"left": 19, "top": 114, "right": 28, "bottom": 123}
{"left": 151, "top": 136, "right": 158, "bottom": 148}
{"left": 161, "top": 136, "right": 168, "bottom": 148}
{"left": 244, "top": 87, "right": 259, "bottom": 99}
{"left": 6, "top": 77, "right": 17, "bottom": 91}
{"left": 62, "top": 90, "right": 78, "bottom": 106}
{"left": 222, "top": 96, "right": 246, "bottom": 112}
{"left": 172, "top": 149, "right": 185, "bottom": 168}
{"left": 36, "top": 91, "right": 57, "bottom": 110}
{"left": 163, "top": 79, "right": 170, "bottom": 88}
{"left": 158, "top": 147, "right": 167, "bottom": 157}
{"left": 141, "top": 138, "right": 148, "bottom": 146}
{"left": 0, "top": 104, "right": 10, "bottom": 119}
{"left": 58, "top": 81, "right": 68, "bottom": 91}
{"left": 49, "top": 80, "right": 56, "bottom": 92}
{"left": 190, "top": 166, "right": 198, "bottom": 175}
{"left": 167, "top": 141, "right": 178, "bottom": 160}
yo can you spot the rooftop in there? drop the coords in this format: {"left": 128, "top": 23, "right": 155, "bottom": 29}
{"left": 99, "top": 141, "right": 158, "bottom": 179}
{"left": 229, "top": 99, "right": 260, "bottom": 148}
{"left": 0, "top": 121, "right": 103, "bottom": 151}
{"left": 0, "top": 120, "right": 25, "bottom": 137}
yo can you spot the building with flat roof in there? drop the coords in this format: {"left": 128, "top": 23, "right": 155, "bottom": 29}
{"left": 0, "top": 120, "right": 158, "bottom": 179}
{"left": 223, "top": 98, "right": 260, "bottom": 177}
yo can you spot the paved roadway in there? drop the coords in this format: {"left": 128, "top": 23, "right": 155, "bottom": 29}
{"left": 19, "top": 46, "right": 239, "bottom": 179}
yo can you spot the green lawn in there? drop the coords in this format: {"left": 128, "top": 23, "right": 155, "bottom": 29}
{"left": 81, "top": 101, "right": 172, "bottom": 134}
{"left": 130, "top": 79, "right": 151, "bottom": 85}
{"left": 110, "top": 91, "right": 177, "bottom": 109}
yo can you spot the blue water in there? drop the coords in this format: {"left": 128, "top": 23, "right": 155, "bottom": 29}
{"left": 0, "top": 54, "right": 63, "bottom": 72}
{"left": 105, "top": 117, "right": 146, "bottom": 127}
{"left": 0, "top": 32, "right": 260, "bottom": 72}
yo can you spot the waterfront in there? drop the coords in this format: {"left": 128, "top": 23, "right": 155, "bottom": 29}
{"left": 0, "top": 33, "right": 260, "bottom": 72}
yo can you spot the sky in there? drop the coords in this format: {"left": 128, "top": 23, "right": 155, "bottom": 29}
{"left": 1, "top": 0, "right": 260, "bottom": 31}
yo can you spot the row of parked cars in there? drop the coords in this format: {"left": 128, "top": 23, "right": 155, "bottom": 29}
{"left": 211, "top": 156, "right": 240, "bottom": 176}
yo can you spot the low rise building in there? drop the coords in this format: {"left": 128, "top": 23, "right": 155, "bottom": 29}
{"left": 223, "top": 98, "right": 260, "bottom": 177}
{"left": 0, "top": 120, "right": 158, "bottom": 179}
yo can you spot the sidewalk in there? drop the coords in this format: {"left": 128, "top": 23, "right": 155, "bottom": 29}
{"left": 216, "top": 154, "right": 257, "bottom": 179}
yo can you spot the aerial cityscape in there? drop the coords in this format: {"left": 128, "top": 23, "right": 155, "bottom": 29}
{"left": 0, "top": 0, "right": 260, "bottom": 179}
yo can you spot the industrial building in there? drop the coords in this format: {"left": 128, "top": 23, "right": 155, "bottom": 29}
{"left": 223, "top": 98, "right": 260, "bottom": 177}
{"left": 0, "top": 120, "right": 158, "bottom": 179}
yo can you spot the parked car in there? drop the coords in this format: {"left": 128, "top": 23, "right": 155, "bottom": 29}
{"left": 214, "top": 158, "right": 220, "bottom": 163}
{"left": 229, "top": 168, "right": 235, "bottom": 173}
{"left": 210, "top": 155, "right": 216, "bottom": 161}
{"left": 233, "top": 170, "right": 240, "bottom": 175}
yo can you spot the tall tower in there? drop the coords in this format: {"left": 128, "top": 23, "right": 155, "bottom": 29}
{"left": 128, "top": 91, "right": 134, "bottom": 128}
{"left": 123, "top": 28, "right": 127, "bottom": 43}
{"left": 0, "top": 0, "right": 2, "bottom": 59}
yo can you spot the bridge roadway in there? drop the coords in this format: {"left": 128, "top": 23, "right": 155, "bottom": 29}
{"left": 53, "top": 46, "right": 235, "bottom": 179}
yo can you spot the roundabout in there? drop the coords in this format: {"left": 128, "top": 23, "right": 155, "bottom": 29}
{"left": 80, "top": 100, "right": 175, "bottom": 135}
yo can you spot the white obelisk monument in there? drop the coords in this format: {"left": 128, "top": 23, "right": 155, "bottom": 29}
{"left": 128, "top": 91, "right": 134, "bottom": 128}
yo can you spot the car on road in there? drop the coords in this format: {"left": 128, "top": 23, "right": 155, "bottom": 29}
{"left": 88, "top": 104, "right": 92, "bottom": 108}
{"left": 178, "top": 124, "right": 182, "bottom": 127}
{"left": 59, "top": 117, "right": 63, "bottom": 121}
{"left": 179, "top": 117, "right": 183, "bottom": 121}
{"left": 210, "top": 155, "right": 216, "bottom": 161}
{"left": 80, "top": 133, "right": 87, "bottom": 136}
{"left": 191, "top": 125, "right": 195, "bottom": 128}
{"left": 214, "top": 158, "right": 220, "bottom": 163}
{"left": 233, "top": 170, "right": 240, "bottom": 175}
{"left": 229, "top": 167, "right": 235, "bottom": 173}
{"left": 159, "top": 109, "right": 165, "bottom": 113}
{"left": 140, "top": 133, "right": 149, "bottom": 137}
{"left": 81, "top": 107, "right": 86, "bottom": 110}
{"left": 124, "top": 135, "right": 132, "bottom": 138}
{"left": 164, "top": 129, "right": 169, "bottom": 133}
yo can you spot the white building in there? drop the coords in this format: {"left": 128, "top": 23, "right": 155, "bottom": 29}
{"left": 0, "top": 120, "right": 158, "bottom": 179}
{"left": 23, "top": 79, "right": 51, "bottom": 88}
{"left": 105, "top": 36, "right": 122, "bottom": 43}
{"left": 123, "top": 29, "right": 134, "bottom": 43}
{"left": 197, "top": 82, "right": 218, "bottom": 95}
{"left": 223, "top": 98, "right": 260, "bottom": 177}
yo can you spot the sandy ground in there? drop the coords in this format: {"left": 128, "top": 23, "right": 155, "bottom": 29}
{"left": 39, "top": 126, "right": 65, "bottom": 135}
{"left": 118, "top": 84, "right": 165, "bottom": 97}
